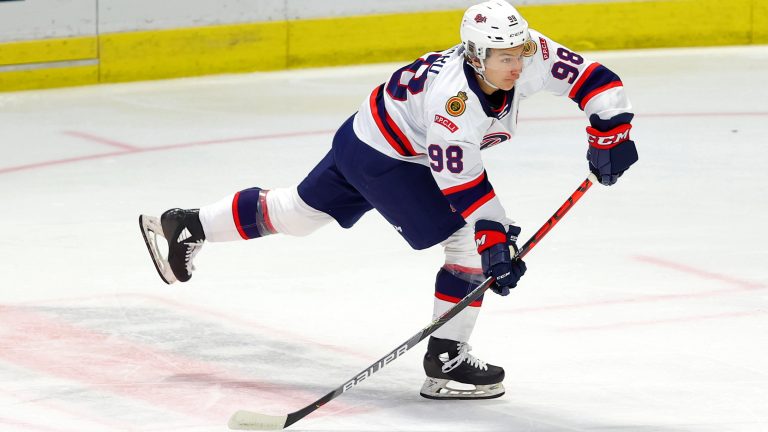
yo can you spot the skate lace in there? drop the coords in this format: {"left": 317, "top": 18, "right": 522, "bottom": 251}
{"left": 185, "top": 240, "right": 204, "bottom": 274}
{"left": 441, "top": 342, "right": 488, "bottom": 373}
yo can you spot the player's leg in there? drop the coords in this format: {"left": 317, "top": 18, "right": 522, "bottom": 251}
{"left": 330, "top": 131, "right": 502, "bottom": 398}
{"left": 140, "top": 117, "right": 375, "bottom": 284}
{"left": 140, "top": 184, "right": 336, "bottom": 284}
{"left": 420, "top": 225, "right": 505, "bottom": 399}
{"left": 200, "top": 184, "right": 336, "bottom": 243}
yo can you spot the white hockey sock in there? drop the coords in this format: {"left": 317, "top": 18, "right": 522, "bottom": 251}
{"left": 199, "top": 193, "right": 241, "bottom": 242}
{"left": 199, "top": 187, "right": 334, "bottom": 242}
{"left": 431, "top": 296, "right": 481, "bottom": 342}
{"left": 265, "top": 187, "right": 334, "bottom": 236}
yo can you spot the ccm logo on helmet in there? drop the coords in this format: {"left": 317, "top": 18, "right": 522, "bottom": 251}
{"left": 474, "top": 14, "right": 487, "bottom": 23}
{"left": 586, "top": 124, "right": 632, "bottom": 149}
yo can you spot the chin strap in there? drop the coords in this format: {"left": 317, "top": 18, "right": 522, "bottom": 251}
{"left": 467, "top": 58, "right": 500, "bottom": 91}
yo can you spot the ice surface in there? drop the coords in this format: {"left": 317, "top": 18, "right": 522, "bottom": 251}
{"left": 1, "top": 45, "right": 767, "bottom": 431}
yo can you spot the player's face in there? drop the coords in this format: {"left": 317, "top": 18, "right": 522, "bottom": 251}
{"left": 482, "top": 46, "right": 525, "bottom": 91}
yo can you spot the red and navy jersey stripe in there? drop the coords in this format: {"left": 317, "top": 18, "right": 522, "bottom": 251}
{"left": 569, "top": 63, "right": 623, "bottom": 110}
{"left": 441, "top": 170, "right": 495, "bottom": 219}
{"left": 369, "top": 84, "right": 419, "bottom": 157}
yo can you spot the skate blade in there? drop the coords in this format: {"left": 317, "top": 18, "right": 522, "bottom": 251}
{"left": 419, "top": 377, "right": 505, "bottom": 400}
{"left": 139, "top": 214, "right": 177, "bottom": 284}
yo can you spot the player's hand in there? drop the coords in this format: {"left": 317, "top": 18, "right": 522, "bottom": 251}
{"left": 586, "top": 115, "right": 638, "bottom": 186}
{"left": 474, "top": 220, "right": 527, "bottom": 296}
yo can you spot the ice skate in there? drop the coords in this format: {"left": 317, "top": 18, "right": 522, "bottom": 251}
{"left": 139, "top": 208, "right": 205, "bottom": 284}
{"left": 419, "top": 336, "right": 505, "bottom": 400}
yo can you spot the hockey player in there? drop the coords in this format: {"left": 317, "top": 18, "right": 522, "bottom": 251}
{"left": 140, "top": 0, "right": 637, "bottom": 400}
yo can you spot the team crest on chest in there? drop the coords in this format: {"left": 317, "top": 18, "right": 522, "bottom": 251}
{"left": 446, "top": 91, "right": 468, "bottom": 117}
{"left": 522, "top": 39, "right": 537, "bottom": 57}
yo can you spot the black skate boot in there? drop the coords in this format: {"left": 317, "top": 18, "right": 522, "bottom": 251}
{"left": 160, "top": 208, "right": 205, "bottom": 283}
{"left": 139, "top": 208, "right": 205, "bottom": 284}
{"left": 420, "top": 336, "right": 505, "bottom": 400}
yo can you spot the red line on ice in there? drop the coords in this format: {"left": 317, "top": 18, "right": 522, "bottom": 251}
{"left": 632, "top": 254, "right": 764, "bottom": 290}
{"left": 0, "top": 417, "right": 80, "bottom": 432}
{"left": 0, "top": 379, "right": 135, "bottom": 430}
{"left": 1, "top": 111, "right": 767, "bottom": 176}
{"left": 62, "top": 130, "right": 139, "bottom": 151}
{"left": 499, "top": 255, "right": 764, "bottom": 315}
{"left": 0, "top": 129, "right": 335, "bottom": 176}
{"left": 20, "top": 293, "right": 373, "bottom": 361}
{"left": 563, "top": 310, "right": 766, "bottom": 331}
{"left": 130, "top": 293, "right": 374, "bottom": 361}
{"left": 0, "top": 151, "right": 132, "bottom": 175}
{"left": 0, "top": 306, "right": 359, "bottom": 422}
{"left": 521, "top": 111, "right": 768, "bottom": 122}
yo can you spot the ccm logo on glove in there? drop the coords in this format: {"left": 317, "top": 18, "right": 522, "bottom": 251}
{"left": 474, "top": 230, "right": 506, "bottom": 253}
{"left": 587, "top": 123, "right": 631, "bottom": 149}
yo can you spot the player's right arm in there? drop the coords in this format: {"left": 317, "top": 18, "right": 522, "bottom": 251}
{"left": 522, "top": 30, "right": 638, "bottom": 185}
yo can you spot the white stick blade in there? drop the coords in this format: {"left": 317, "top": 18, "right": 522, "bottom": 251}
{"left": 228, "top": 410, "right": 288, "bottom": 430}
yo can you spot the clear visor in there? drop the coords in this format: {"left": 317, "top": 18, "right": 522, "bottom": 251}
{"left": 483, "top": 48, "right": 525, "bottom": 72}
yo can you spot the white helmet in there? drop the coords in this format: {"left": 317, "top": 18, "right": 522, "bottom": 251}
{"left": 460, "top": 0, "right": 530, "bottom": 62}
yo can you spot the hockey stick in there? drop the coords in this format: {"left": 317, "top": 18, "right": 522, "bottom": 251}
{"left": 228, "top": 173, "right": 598, "bottom": 430}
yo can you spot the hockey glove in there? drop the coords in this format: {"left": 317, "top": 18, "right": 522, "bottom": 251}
{"left": 474, "top": 220, "right": 527, "bottom": 296}
{"left": 586, "top": 113, "right": 639, "bottom": 186}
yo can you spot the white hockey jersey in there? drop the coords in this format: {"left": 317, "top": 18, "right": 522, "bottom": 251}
{"left": 353, "top": 29, "right": 632, "bottom": 227}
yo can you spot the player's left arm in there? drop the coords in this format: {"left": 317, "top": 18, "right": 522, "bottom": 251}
{"left": 527, "top": 30, "right": 638, "bottom": 185}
